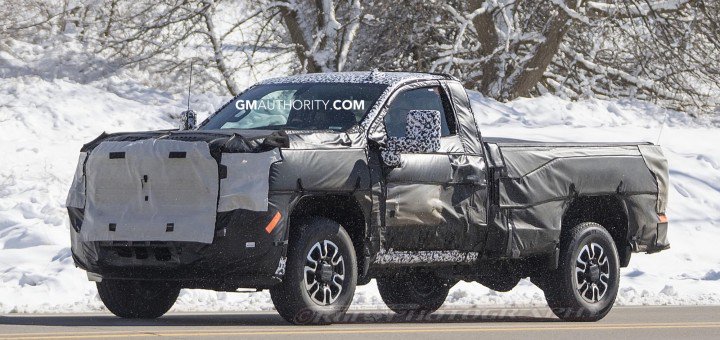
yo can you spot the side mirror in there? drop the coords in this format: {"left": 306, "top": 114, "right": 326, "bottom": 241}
{"left": 179, "top": 110, "right": 197, "bottom": 130}
{"left": 381, "top": 110, "right": 441, "bottom": 167}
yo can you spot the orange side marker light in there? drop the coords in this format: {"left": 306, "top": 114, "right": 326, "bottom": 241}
{"left": 658, "top": 214, "right": 668, "bottom": 223}
{"left": 265, "top": 212, "right": 282, "bottom": 234}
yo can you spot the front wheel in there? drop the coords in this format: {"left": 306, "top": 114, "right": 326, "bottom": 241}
{"left": 542, "top": 222, "right": 620, "bottom": 321}
{"left": 376, "top": 270, "right": 452, "bottom": 314}
{"left": 270, "top": 217, "right": 357, "bottom": 325}
{"left": 97, "top": 280, "right": 180, "bottom": 319}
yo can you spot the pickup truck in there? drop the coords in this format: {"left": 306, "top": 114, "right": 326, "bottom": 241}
{"left": 66, "top": 71, "right": 669, "bottom": 324}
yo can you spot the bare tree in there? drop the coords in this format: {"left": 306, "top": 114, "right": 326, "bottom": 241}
{"left": 428, "top": 0, "right": 587, "bottom": 100}
{"left": 3, "top": 0, "right": 718, "bottom": 114}
{"left": 551, "top": 0, "right": 720, "bottom": 114}
{"left": 428, "top": 0, "right": 719, "bottom": 114}
{"left": 272, "top": 0, "right": 363, "bottom": 73}
{"left": 97, "top": 0, "right": 292, "bottom": 95}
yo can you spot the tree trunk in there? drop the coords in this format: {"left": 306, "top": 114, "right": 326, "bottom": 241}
{"left": 336, "top": 0, "right": 361, "bottom": 71}
{"left": 102, "top": 0, "right": 118, "bottom": 46}
{"left": 506, "top": 1, "right": 577, "bottom": 99}
{"left": 280, "top": 6, "right": 322, "bottom": 73}
{"left": 470, "top": 0, "right": 499, "bottom": 94}
{"left": 202, "top": 3, "right": 240, "bottom": 95}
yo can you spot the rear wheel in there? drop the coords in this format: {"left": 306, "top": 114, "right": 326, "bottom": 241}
{"left": 97, "top": 280, "right": 180, "bottom": 319}
{"left": 376, "top": 270, "right": 452, "bottom": 314}
{"left": 541, "top": 222, "right": 620, "bottom": 321}
{"left": 270, "top": 217, "right": 357, "bottom": 325}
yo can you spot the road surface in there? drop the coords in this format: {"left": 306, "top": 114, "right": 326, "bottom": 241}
{"left": 1, "top": 306, "right": 719, "bottom": 339}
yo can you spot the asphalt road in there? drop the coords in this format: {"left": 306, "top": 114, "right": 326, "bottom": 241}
{"left": 1, "top": 306, "right": 719, "bottom": 339}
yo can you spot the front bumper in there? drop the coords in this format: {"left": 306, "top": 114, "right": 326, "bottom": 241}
{"left": 69, "top": 207, "right": 288, "bottom": 290}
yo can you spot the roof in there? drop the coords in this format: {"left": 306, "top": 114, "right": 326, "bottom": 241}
{"left": 258, "top": 71, "right": 449, "bottom": 86}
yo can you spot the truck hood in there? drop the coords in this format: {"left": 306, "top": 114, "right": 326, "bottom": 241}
{"left": 81, "top": 129, "right": 290, "bottom": 160}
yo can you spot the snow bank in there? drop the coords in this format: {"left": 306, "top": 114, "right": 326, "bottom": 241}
{"left": 1, "top": 74, "right": 719, "bottom": 313}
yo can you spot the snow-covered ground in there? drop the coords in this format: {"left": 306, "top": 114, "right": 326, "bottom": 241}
{"left": 1, "top": 68, "right": 719, "bottom": 313}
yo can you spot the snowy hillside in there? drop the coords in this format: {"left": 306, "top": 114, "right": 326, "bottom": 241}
{"left": 1, "top": 72, "right": 719, "bottom": 313}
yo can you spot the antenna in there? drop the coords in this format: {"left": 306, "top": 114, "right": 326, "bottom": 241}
{"left": 187, "top": 61, "right": 193, "bottom": 111}
{"left": 180, "top": 61, "right": 197, "bottom": 130}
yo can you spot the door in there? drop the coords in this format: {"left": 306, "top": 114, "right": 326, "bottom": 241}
{"left": 380, "top": 85, "right": 481, "bottom": 251}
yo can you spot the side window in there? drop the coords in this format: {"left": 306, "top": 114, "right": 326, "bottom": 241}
{"left": 384, "top": 87, "right": 455, "bottom": 138}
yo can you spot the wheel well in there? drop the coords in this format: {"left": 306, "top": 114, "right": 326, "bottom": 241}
{"left": 562, "top": 195, "right": 631, "bottom": 266}
{"left": 289, "top": 195, "right": 367, "bottom": 274}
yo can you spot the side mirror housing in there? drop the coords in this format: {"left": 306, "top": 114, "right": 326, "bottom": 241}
{"left": 381, "top": 109, "right": 442, "bottom": 167}
{"left": 179, "top": 110, "right": 197, "bottom": 130}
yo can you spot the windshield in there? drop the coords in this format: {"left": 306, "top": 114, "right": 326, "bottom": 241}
{"left": 200, "top": 83, "right": 387, "bottom": 131}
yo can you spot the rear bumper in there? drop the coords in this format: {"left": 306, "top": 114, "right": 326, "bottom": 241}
{"left": 645, "top": 221, "right": 670, "bottom": 253}
{"left": 632, "top": 220, "right": 670, "bottom": 254}
{"left": 69, "top": 207, "right": 288, "bottom": 290}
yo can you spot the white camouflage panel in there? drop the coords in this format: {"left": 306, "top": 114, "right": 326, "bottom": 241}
{"left": 80, "top": 140, "right": 219, "bottom": 244}
{"left": 218, "top": 149, "right": 282, "bottom": 212}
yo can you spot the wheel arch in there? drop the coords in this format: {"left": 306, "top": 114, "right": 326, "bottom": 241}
{"left": 288, "top": 194, "right": 369, "bottom": 277}
{"left": 561, "top": 195, "right": 631, "bottom": 267}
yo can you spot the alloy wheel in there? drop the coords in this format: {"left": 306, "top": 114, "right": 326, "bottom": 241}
{"left": 303, "top": 240, "right": 346, "bottom": 305}
{"left": 575, "top": 242, "right": 611, "bottom": 303}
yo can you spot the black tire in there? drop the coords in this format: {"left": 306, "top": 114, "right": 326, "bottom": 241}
{"left": 376, "top": 270, "right": 452, "bottom": 314}
{"left": 542, "top": 222, "right": 620, "bottom": 321}
{"left": 270, "top": 217, "right": 357, "bottom": 325}
{"left": 97, "top": 280, "right": 180, "bottom": 319}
